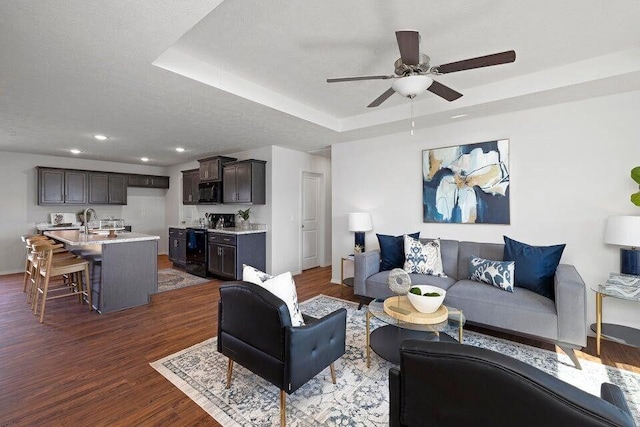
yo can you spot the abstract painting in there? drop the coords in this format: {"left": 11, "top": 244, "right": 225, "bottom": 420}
{"left": 423, "top": 139, "right": 510, "bottom": 224}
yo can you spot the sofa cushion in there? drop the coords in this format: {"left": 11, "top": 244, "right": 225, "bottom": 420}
{"left": 445, "top": 279, "right": 558, "bottom": 341}
{"left": 367, "top": 271, "right": 456, "bottom": 299}
{"left": 457, "top": 241, "right": 505, "bottom": 280}
{"left": 404, "top": 236, "right": 446, "bottom": 276}
{"left": 424, "top": 238, "right": 459, "bottom": 279}
{"left": 377, "top": 232, "right": 420, "bottom": 271}
{"left": 503, "top": 236, "right": 565, "bottom": 300}
{"left": 469, "top": 257, "right": 515, "bottom": 292}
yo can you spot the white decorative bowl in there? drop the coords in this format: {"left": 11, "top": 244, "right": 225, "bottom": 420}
{"left": 406, "top": 285, "right": 446, "bottom": 314}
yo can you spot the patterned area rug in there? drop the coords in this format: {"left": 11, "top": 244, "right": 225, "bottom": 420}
{"left": 157, "top": 268, "right": 209, "bottom": 293}
{"left": 151, "top": 295, "right": 640, "bottom": 426}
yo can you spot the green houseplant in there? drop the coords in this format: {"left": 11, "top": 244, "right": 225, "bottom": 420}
{"left": 237, "top": 208, "right": 251, "bottom": 229}
{"left": 632, "top": 167, "right": 640, "bottom": 206}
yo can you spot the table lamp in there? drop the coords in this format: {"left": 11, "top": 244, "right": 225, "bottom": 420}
{"left": 348, "top": 212, "right": 372, "bottom": 254}
{"left": 604, "top": 215, "right": 640, "bottom": 275}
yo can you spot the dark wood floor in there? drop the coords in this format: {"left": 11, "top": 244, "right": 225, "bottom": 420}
{"left": 1, "top": 255, "right": 638, "bottom": 426}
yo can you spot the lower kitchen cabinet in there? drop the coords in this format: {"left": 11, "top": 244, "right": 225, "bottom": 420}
{"left": 207, "top": 232, "right": 266, "bottom": 280}
{"left": 168, "top": 228, "right": 186, "bottom": 267}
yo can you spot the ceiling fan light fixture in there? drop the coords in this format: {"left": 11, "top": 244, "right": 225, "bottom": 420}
{"left": 392, "top": 75, "right": 433, "bottom": 98}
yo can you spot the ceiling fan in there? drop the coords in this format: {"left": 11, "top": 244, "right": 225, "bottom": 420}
{"left": 327, "top": 30, "right": 516, "bottom": 108}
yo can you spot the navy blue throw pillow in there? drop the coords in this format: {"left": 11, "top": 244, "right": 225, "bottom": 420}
{"left": 503, "top": 236, "right": 566, "bottom": 300}
{"left": 377, "top": 232, "right": 420, "bottom": 271}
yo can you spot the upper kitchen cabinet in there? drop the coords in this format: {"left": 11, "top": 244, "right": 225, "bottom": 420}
{"left": 38, "top": 167, "right": 88, "bottom": 205}
{"left": 88, "top": 173, "right": 127, "bottom": 205}
{"left": 198, "top": 156, "right": 236, "bottom": 182}
{"left": 222, "top": 159, "right": 266, "bottom": 204}
{"left": 127, "top": 174, "right": 170, "bottom": 189}
{"left": 182, "top": 169, "right": 200, "bottom": 205}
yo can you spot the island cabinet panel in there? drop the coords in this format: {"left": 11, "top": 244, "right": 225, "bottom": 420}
{"left": 168, "top": 228, "right": 187, "bottom": 267}
{"left": 182, "top": 169, "right": 200, "bottom": 205}
{"left": 222, "top": 159, "right": 266, "bottom": 204}
{"left": 88, "top": 173, "right": 128, "bottom": 205}
{"left": 38, "top": 167, "right": 88, "bottom": 205}
{"left": 207, "top": 232, "right": 265, "bottom": 280}
{"left": 100, "top": 240, "right": 158, "bottom": 313}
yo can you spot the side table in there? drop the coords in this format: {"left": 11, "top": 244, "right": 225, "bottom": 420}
{"left": 590, "top": 284, "right": 640, "bottom": 355}
{"left": 340, "top": 255, "right": 354, "bottom": 297}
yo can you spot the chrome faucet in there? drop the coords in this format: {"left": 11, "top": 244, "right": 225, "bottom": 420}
{"left": 83, "top": 208, "right": 97, "bottom": 234}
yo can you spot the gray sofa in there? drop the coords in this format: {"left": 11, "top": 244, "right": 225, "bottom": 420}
{"left": 354, "top": 238, "right": 588, "bottom": 368}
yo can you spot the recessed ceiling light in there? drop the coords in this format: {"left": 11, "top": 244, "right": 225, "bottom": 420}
{"left": 70, "top": 149, "right": 82, "bottom": 154}
{"left": 175, "top": 147, "right": 186, "bottom": 153}
{"left": 141, "top": 157, "right": 149, "bottom": 162}
{"left": 94, "top": 134, "right": 108, "bottom": 141}
{"left": 450, "top": 114, "right": 468, "bottom": 119}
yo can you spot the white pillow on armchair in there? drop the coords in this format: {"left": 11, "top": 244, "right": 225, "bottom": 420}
{"left": 242, "top": 265, "right": 305, "bottom": 326}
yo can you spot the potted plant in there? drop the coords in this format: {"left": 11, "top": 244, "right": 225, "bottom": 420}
{"left": 237, "top": 208, "right": 251, "bottom": 230}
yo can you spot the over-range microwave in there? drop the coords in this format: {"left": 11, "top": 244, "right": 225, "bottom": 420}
{"left": 198, "top": 181, "right": 222, "bottom": 203}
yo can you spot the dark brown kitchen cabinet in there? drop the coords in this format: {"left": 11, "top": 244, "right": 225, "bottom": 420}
{"left": 198, "top": 156, "right": 236, "bottom": 182}
{"left": 168, "top": 228, "right": 187, "bottom": 267}
{"left": 222, "top": 159, "right": 266, "bottom": 204}
{"left": 207, "top": 232, "right": 266, "bottom": 280}
{"left": 182, "top": 169, "right": 200, "bottom": 204}
{"left": 127, "top": 174, "right": 170, "bottom": 189}
{"left": 87, "top": 173, "right": 129, "bottom": 205}
{"left": 38, "top": 167, "right": 88, "bottom": 205}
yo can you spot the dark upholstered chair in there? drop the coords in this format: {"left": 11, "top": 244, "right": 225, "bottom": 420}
{"left": 218, "top": 281, "right": 347, "bottom": 426}
{"left": 390, "top": 340, "right": 636, "bottom": 427}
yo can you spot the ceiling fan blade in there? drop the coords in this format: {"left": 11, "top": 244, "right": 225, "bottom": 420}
{"left": 427, "top": 80, "right": 463, "bottom": 101}
{"left": 434, "top": 50, "right": 516, "bottom": 74}
{"left": 395, "top": 31, "right": 420, "bottom": 66}
{"left": 327, "top": 75, "right": 394, "bottom": 83}
{"left": 367, "top": 88, "right": 396, "bottom": 108}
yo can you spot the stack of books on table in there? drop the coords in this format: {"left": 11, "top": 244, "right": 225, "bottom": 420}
{"left": 604, "top": 273, "right": 640, "bottom": 299}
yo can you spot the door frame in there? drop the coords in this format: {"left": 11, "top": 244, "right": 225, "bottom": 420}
{"left": 300, "top": 171, "right": 326, "bottom": 271}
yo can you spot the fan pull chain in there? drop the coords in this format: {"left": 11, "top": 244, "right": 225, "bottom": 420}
{"left": 410, "top": 97, "right": 415, "bottom": 136}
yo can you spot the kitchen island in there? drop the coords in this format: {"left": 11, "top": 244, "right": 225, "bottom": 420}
{"left": 44, "top": 230, "right": 159, "bottom": 313}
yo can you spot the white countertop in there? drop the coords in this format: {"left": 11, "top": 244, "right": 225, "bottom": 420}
{"left": 45, "top": 230, "right": 160, "bottom": 245}
{"left": 168, "top": 225, "right": 267, "bottom": 235}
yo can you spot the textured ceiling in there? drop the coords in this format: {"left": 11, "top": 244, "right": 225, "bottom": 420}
{"left": 1, "top": 1, "right": 640, "bottom": 166}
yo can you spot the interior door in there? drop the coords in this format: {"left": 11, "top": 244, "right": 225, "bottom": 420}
{"left": 301, "top": 172, "right": 321, "bottom": 270}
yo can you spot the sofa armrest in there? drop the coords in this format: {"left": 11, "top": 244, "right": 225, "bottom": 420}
{"left": 354, "top": 250, "right": 381, "bottom": 297}
{"left": 555, "top": 264, "right": 587, "bottom": 347}
{"left": 389, "top": 367, "right": 401, "bottom": 427}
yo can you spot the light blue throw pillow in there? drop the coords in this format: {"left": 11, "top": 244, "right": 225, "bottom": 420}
{"left": 469, "top": 257, "right": 515, "bottom": 292}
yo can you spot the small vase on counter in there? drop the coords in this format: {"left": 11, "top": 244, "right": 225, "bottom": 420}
{"left": 237, "top": 208, "right": 251, "bottom": 230}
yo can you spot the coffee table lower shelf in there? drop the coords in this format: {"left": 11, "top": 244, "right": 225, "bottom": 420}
{"left": 590, "top": 323, "right": 640, "bottom": 349}
{"left": 369, "top": 325, "right": 457, "bottom": 365}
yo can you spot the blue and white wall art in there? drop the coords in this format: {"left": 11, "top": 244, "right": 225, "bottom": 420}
{"left": 423, "top": 139, "right": 510, "bottom": 224}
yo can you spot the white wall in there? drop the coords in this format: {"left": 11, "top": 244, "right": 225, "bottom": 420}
{"left": 0, "top": 151, "right": 168, "bottom": 274}
{"left": 164, "top": 145, "right": 331, "bottom": 276}
{"left": 332, "top": 89, "right": 640, "bottom": 331}
{"left": 271, "top": 146, "right": 332, "bottom": 276}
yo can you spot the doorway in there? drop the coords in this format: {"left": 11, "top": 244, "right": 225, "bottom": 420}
{"left": 301, "top": 172, "right": 323, "bottom": 270}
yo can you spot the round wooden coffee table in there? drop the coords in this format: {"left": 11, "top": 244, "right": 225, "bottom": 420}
{"left": 366, "top": 296, "right": 465, "bottom": 367}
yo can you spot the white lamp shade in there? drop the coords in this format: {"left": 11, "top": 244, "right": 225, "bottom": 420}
{"left": 391, "top": 75, "right": 433, "bottom": 98}
{"left": 348, "top": 212, "right": 372, "bottom": 232}
{"left": 604, "top": 215, "right": 640, "bottom": 247}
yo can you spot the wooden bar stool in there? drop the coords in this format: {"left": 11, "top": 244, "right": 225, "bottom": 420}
{"left": 31, "top": 244, "right": 92, "bottom": 323}
{"left": 22, "top": 235, "right": 50, "bottom": 293}
{"left": 26, "top": 240, "right": 75, "bottom": 307}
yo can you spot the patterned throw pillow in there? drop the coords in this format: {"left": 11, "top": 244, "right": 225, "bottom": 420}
{"left": 469, "top": 257, "right": 515, "bottom": 292}
{"left": 242, "top": 265, "right": 305, "bottom": 326}
{"left": 403, "top": 236, "right": 447, "bottom": 277}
